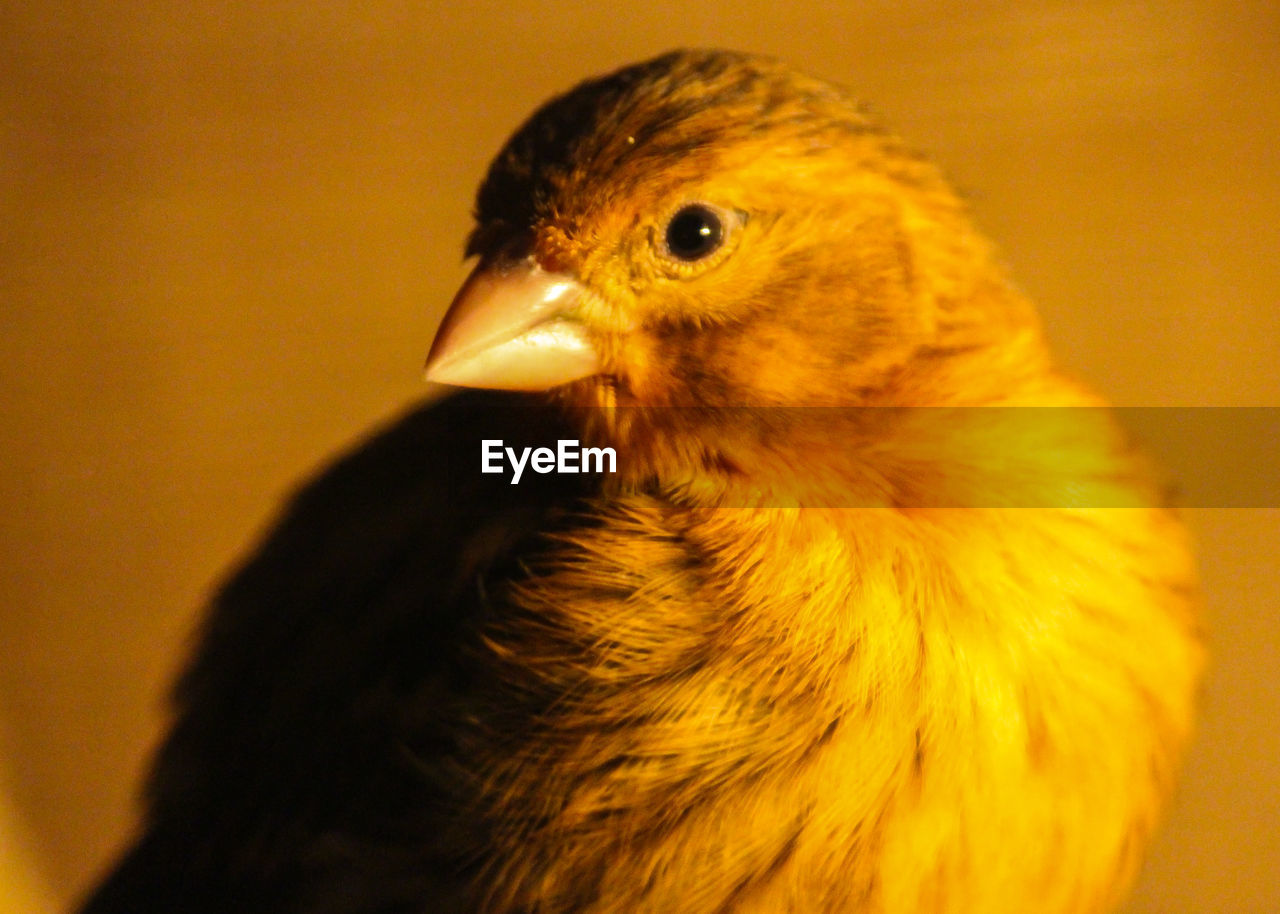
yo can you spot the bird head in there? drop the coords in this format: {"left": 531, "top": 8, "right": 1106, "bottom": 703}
{"left": 425, "top": 50, "right": 1051, "bottom": 495}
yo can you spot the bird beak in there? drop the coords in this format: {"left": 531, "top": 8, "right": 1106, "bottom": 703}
{"left": 424, "top": 258, "right": 600, "bottom": 391}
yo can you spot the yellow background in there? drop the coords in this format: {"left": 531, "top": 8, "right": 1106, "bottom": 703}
{"left": 2, "top": 2, "right": 1277, "bottom": 911}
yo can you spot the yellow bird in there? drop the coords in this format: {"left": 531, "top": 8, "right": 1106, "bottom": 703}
{"left": 82, "top": 49, "right": 1203, "bottom": 914}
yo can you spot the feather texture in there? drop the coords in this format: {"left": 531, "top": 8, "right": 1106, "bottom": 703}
{"left": 81, "top": 50, "right": 1202, "bottom": 914}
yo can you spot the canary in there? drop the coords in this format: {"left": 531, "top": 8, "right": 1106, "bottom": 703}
{"left": 81, "top": 49, "right": 1202, "bottom": 914}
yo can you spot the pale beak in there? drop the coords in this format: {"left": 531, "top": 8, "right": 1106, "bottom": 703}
{"left": 424, "top": 258, "right": 600, "bottom": 391}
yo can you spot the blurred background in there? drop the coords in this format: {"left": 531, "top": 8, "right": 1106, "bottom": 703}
{"left": 1, "top": 1, "right": 1276, "bottom": 911}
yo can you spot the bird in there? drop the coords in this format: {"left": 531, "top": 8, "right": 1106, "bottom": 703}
{"left": 80, "top": 49, "right": 1203, "bottom": 914}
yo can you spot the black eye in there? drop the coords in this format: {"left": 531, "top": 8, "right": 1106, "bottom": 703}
{"left": 664, "top": 204, "right": 725, "bottom": 261}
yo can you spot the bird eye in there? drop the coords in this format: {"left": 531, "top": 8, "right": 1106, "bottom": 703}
{"left": 664, "top": 204, "right": 725, "bottom": 262}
